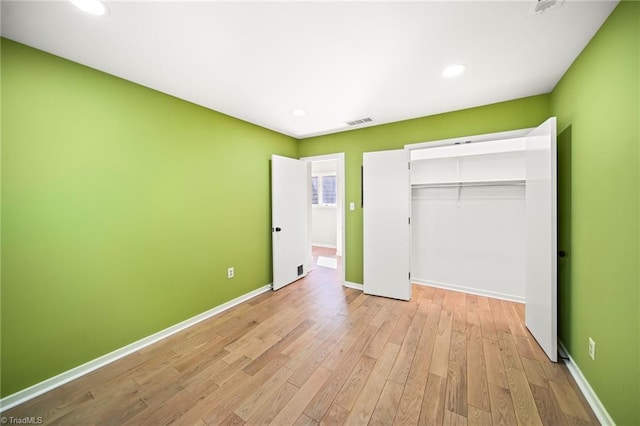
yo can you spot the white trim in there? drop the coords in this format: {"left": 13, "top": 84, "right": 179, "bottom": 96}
{"left": 404, "top": 127, "right": 533, "bottom": 151}
{"left": 343, "top": 281, "right": 363, "bottom": 291}
{"left": 0, "top": 284, "right": 272, "bottom": 411}
{"left": 558, "top": 341, "right": 615, "bottom": 426}
{"left": 312, "top": 243, "right": 337, "bottom": 249}
{"left": 412, "top": 278, "right": 524, "bottom": 303}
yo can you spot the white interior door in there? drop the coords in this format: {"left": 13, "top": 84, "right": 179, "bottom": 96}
{"left": 271, "top": 155, "right": 311, "bottom": 291}
{"left": 525, "top": 117, "right": 558, "bottom": 362}
{"left": 363, "top": 149, "right": 411, "bottom": 301}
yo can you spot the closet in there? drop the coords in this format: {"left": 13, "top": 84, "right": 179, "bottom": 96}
{"left": 363, "top": 117, "right": 557, "bottom": 361}
{"left": 410, "top": 138, "right": 527, "bottom": 302}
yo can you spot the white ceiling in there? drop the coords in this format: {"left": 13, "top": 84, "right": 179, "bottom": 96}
{"left": 1, "top": 0, "right": 618, "bottom": 138}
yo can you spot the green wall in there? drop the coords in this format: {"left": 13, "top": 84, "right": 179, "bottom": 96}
{"left": 550, "top": 1, "right": 639, "bottom": 424}
{"left": 298, "top": 95, "right": 550, "bottom": 284}
{"left": 0, "top": 39, "right": 297, "bottom": 396}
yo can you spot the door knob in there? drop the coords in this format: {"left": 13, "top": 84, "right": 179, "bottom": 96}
{"left": 275, "top": 227, "right": 282, "bottom": 232}
{"left": 558, "top": 250, "right": 566, "bottom": 258}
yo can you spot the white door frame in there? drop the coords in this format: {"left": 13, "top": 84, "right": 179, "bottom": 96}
{"left": 300, "top": 152, "right": 346, "bottom": 285}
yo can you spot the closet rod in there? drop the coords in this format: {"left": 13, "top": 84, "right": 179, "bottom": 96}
{"left": 412, "top": 180, "right": 525, "bottom": 189}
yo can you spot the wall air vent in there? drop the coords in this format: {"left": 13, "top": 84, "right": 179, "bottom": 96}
{"left": 345, "top": 117, "right": 373, "bottom": 126}
{"left": 530, "top": 0, "right": 563, "bottom": 14}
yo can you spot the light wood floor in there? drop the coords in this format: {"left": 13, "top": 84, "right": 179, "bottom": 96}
{"left": 3, "top": 248, "right": 598, "bottom": 425}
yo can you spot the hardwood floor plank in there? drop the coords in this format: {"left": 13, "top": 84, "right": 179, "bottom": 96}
{"left": 514, "top": 335, "right": 538, "bottom": 360}
{"left": 202, "top": 355, "right": 291, "bottom": 425}
{"left": 333, "top": 355, "right": 376, "bottom": 410}
{"left": 497, "top": 332, "right": 524, "bottom": 370}
{"left": 303, "top": 325, "right": 378, "bottom": 421}
{"left": 213, "top": 355, "right": 253, "bottom": 386}
{"left": 549, "top": 378, "right": 592, "bottom": 422}
{"left": 452, "top": 292, "right": 468, "bottom": 332}
{"left": 467, "top": 322, "right": 490, "bottom": 412}
{"left": 501, "top": 300, "right": 527, "bottom": 338}
{"left": 487, "top": 383, "right": 518, "bottom": 426}
{"left": 129, "top": 389, "right": 204, "bottom": 426}
{"left": 504, "top": 366, "right": 543, "bottom": 426}
{"left": 365, "top": 310, "right": 401, "bottom": 359}
{"left": 285, "top": 337, "right": 323, "bottom": 371}
{"left": 242, "top": 319, "right": 315, "bottom": 376}
{"left": 419, "top": 374, "right": 447, "bottom": 425}
{"left": 530, "top": 383, "right": 569, "bottom": 426}
{"left": 394, "top": 301, "right": 441, "bottom": 424}
{"left": 288, "top": 345, "right": 332, "bottom": 388}
{"left": 369, "top": 380, "right": 403, "bottom": 426}
{"left": 270, "top": 367, "right": 332, "bottom": 425}
{"left": 468, "top": 405, "right": 493, "bottom": 426}
{"left": 293, "top": 414, "right": 319, "bottom": 426}
{"left": 245, "top": 382, "right": 299, "bottom": 425}
{"left": 429, "top": 308, "right": 454, "bottom": 378}
{"left": 559, "top": 364, "right": 601, "bottom": 425}
{"left": 444, "top": 409, "right": 468, "bottom": 426}
{"left": 319, "top": 402, "right": 350, "bottom": 425}
{"left": 488, "top": 298, "right": 511, "bottom": 334}
{"left": 478, "top": 296, "right": 498, "bottom": 342}
{"left": 483, "top": 338, "right": 508, "bottom": 389}
{"left": 344, "top": 342, "right": 400, "bottom": 425}
{"left": 521, "top": 356, "right": 548, "bottom": 388}
{"left": 387, "top": 323, "right": 422, "bottom": 385}
{"left": 234, "top": 365, "right": 295, "bottom": 421}
{"left": 388, "top": 300, "right": 419, "bottom": 345}
{"left": 219, "top": 412, "right": 246, "bottom": 426}
{"left": 445, "top": 330, "right": 468, "bottom": 417}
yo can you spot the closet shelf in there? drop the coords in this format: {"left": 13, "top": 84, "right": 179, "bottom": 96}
{"left": 411, "top": 178, "right": 525, "bottom": 189}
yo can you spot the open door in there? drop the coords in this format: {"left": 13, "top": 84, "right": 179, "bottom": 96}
{"left": 525, "top": 117, "right": 558, "bottom": 361}
{"left": 363, "top": 149, "right": 411, "bottom": 301}
{"left": 271, "top": 155, "right": 311, "bottom": 291}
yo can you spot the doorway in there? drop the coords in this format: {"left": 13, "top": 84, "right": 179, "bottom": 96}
{"left": 302, "top": 153, "right": 346, "bottom": 284}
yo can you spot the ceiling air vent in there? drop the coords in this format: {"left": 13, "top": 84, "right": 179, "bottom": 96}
{"left": 345, "top": 117, "right": 373, "bottom": 126}
{"left": 530, "top": 0, "right": 563, "bottom": 14}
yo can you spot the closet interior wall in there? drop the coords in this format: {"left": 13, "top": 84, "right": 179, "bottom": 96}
{"left": 410, "top": 139, "right": 527, "bottom": 302}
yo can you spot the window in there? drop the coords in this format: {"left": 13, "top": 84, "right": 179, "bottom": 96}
{"left": 311, "top": 176, "right": 319, "bottom": 205}
{"left": 311, "top": 174, "right": 337, "bottom": 206}
{"left": 322, "top": 176, "right": 336, "bottom": 204}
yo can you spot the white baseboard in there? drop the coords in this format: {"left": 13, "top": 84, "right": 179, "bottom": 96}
{"left": 558, "top": 341, "right": 615, "bottom": 426}
{"left": 343, "top": 281, "right": 363, "bottom": 291}
{"left": 0, "top": 284, "right": 272, "bottom": 412}
{"left": 312, "top": 243, "right": 337, "bottom": 249}
{"left": 412, "top": 278, "right": 524, "bottom": 303}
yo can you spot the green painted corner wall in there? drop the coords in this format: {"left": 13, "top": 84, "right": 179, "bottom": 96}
{"left": 298, "top": 95, "right": 551, "bottom": 284}
{"left": 0, "top": 39, "right": 297, "bottom": 396}
{"left": 550, "top": 1, "right": 639, "bottom": 424}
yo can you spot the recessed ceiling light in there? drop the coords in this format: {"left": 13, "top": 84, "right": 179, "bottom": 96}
{"left": 292, "top": 109, "right": 306, "bottom": 117}
{"left": 69, "top": 0, "right": 109, "bottom": 16}
{"left": 442, "top": 64, "right": 465, "bottom": 78}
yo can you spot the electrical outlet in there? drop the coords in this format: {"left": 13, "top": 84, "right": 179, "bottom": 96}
{"left": 227, "top": 267, "right": 234, "bottom": 279}
{"left": 588, "top": 337, "right": 596, "bottom": 360}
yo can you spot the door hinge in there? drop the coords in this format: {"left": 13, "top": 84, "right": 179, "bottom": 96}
{"left": 408, "top": 162, "right": 411, "bottom": 170}
{"left": 409, "top": 272, "right": 411, "bottom": 280}
{"left": 408, "top": 217, "right": 411, "bottom": 225}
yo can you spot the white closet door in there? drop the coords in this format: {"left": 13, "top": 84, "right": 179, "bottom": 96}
{"left": 525, "top": 117, "right": 558, "bottom": 362}
{"left": 363, "top": 149, "right": 411, "bottom": 301}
